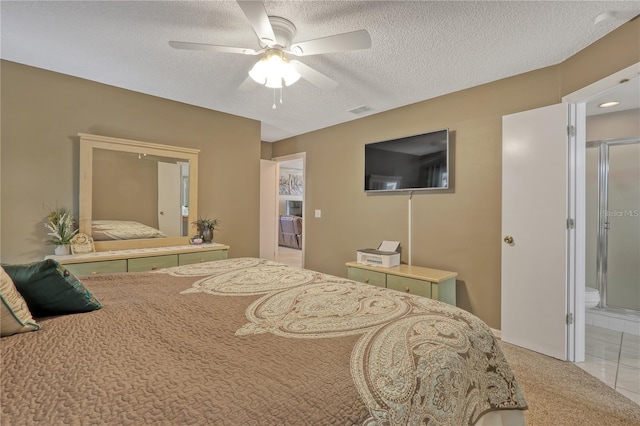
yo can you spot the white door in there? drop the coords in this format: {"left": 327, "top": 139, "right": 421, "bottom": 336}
{"left": 501, "top": 103, "right": 571, "bottom": 360}
{"left": 158, "top": 162, "right": 181, "bottom": 236}
{"left": 260, "top": 159, "right": 277, "bottom": 260}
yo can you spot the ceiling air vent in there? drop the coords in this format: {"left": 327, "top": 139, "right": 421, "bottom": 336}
{"left": 348, "top": 105, "right": 372, "bottom": 115}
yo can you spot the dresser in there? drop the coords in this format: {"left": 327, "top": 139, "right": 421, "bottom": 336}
{"left": 47, "top": 244, "right": 229, "bottom": 276}
{"left": 346, "top": 261, "right": 458, "bottom": 306}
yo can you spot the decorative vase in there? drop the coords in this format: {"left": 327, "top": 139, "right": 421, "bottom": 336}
{"left": 202, "top": 227, "right": 213, "bottom": 243}
{"left": 54, "top": 245, "right": 71, "bottom": 256}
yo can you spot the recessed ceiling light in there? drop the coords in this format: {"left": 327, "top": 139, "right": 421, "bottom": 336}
{"left": 598, "top": 101, "right": 620, "bottom": 108}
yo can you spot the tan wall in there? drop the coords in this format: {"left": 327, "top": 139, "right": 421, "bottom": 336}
{"left": 0, "top": 60, "right": 261, "bottom": 263}
{"left": 261, "top": 141, "right": 273, "bottom": 160}
{"left": 271, "top": 19, "right": 640, "bottom": 328}
{"left": 92, "top": 148, "right": 158, "bottom": 228}
{"left": 586, "top": 109, "right": 640, "bottom": 141}
{"left": 559, "top": 16, "right": 640, "bottom": 97}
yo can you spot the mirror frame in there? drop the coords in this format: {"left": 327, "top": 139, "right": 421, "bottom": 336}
{"left": 79, "top": 133, "right": 199, "bottom": 251}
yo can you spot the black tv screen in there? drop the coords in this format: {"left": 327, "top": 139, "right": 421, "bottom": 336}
{"left": 364, "top": 128, "right": 449, "bottom": 192}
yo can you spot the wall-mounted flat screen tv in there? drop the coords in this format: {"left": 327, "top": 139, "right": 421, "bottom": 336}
{"left": 364, "top": 128, "right": 449, "bottom": 192}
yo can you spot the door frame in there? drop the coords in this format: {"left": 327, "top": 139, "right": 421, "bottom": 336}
{"left": 272, "top": 152, "right": 306, "bottom": 268}
{"left": 260, "top": 159, "right": 278, "bottom": 260}
{"left": 562, "top": 61, "right": 640, "bottom": 362}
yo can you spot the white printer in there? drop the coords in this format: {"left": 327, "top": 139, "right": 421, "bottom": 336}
{"left": 356, "top": 241, "right": 401, "bottom": 268}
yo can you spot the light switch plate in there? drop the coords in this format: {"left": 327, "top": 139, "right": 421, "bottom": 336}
{"left": 314, "top": 209, "right": 321, "bottom": 218}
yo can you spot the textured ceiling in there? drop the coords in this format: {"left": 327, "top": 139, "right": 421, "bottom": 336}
{"left": 1, "top": 1, "right": 639, "bottom": 142}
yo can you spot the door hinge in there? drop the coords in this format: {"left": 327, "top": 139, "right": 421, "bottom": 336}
{"left": 567, "top": 125, "right": 576, "bottom": 137}
{"left": 567, "top": 218, "right": 575, "bottom": 229}
{"left": 566, "top": 313, "right": 574, "bottom": 325}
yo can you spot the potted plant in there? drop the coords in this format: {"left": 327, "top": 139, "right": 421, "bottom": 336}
{"left": 192, "top": 216, "right": 219, "bottom": 243}
{"left": 44, "top": 207, "right": 78, "bottom": 255}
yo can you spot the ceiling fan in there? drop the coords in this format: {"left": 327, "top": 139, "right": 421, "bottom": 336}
{"left": 169, "top": 0, "right": 371, "bottom": 96}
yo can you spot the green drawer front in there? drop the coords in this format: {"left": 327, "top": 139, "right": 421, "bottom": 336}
{"left": 128, "top": 255, "right": 178, "bottom": 272}
{"left": 64, "top": 260, "right": 128, "bottom": 276}
{"left": 387, "top": 275, "right": 431, "bottom": 299}
{"left": 178, "top": 250, "right": 228, "bottom": 266}
{"left": 347, "top": 267, "right": 386, "bottom": 288}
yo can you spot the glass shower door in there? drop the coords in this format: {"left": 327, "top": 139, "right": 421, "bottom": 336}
{"left": 604, "top": 142, "right": 640, "bottom": 311}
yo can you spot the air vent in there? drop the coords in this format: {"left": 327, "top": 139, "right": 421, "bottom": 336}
{"left": 348, "top": 105, "right": 372, "bottom": 115}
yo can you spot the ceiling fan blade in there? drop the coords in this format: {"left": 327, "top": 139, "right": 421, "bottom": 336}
{"left": 169, "top": 41, "right": 258, "bottom": 55}
{"left": 290, "top": 29, "right": 371, "bottom": 56}
{"left": 291, "top": 60, "right": 338, "bottom": 91}
{"left": 237, "top": 1, "right": 277, "bottom": 47}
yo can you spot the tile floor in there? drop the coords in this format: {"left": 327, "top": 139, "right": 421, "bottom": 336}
{"left": 576, "top": 325, "right": 640, "bottom": 405}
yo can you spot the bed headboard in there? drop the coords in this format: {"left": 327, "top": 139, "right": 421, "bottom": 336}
{"left": 78, "top": 133, "right": 200, "bottom": 251}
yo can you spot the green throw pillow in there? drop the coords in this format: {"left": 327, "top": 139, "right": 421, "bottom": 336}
{"left": 3, "top": 259, "right": 101, "bottom": 317}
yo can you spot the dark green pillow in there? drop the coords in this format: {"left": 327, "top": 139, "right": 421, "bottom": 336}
{"left": 2, "top": 259, "right": 101, "bottom": 317}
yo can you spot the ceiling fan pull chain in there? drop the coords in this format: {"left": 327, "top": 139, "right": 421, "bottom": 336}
{"left": 280, "top": 87, "right": 283, "bottom": 105}
{"left": 272, "top": 88, "right": 276, "bottom": 109}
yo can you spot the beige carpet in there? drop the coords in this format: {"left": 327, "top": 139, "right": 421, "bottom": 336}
{"left": 499, "top": 340, "right": 640, "bottom": 426}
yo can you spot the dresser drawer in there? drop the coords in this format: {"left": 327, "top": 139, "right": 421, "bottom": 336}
{"left": 387, "top": 275, "right": 431, "bottom": 298}
{"left": 178, "top": 249, "right": 228, "bottom": 266}
{"left": 128, "top": 255, "right": 178, "bottom": 272}
{"left": 347, "top": 267, "right": 386, "bottom": 288}
{"left": 64, "top": 260, "right": 128, "bottom": 276}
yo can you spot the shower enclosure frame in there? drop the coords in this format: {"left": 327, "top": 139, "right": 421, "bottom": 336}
{"left": 588, "top": 136, "right": 640, "bottom": 315}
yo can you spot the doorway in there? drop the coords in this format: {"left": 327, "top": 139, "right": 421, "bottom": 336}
{"left": 580, "top": 103, "right": 639, "bottom": 402}
{"left": 563, "top": 65, "right": 640, "bottom": 400}
{"left": 260, "top": 153, "right": 305, "bottom": 268}
{"left": 276, "top": 157, "right": 304, "bottom": 267}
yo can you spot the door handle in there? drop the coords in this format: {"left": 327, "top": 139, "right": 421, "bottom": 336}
{"left": 504, "top": 235, "right": 514, "bottom": 244}
{"left": 160, "top": 211, "right": 164, "bottom": 215}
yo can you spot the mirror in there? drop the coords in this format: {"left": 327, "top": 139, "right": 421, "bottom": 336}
{"left": 79, "top": 133, "right": 199, "bottom": 251}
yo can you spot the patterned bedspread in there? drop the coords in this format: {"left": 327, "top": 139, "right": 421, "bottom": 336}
{"left": 1, "top": 258, "right": 526, "bottom": 425}
{"left": 91, "top": 220, "right": 167, "bottom": 241}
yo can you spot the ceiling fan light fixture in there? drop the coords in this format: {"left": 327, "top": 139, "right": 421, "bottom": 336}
{"left": 282, "top": 62, "right": 301, "bottom": 86}
{"left": 248, "top": 59, "right": 268, "bottom": 85}
{"left": 265, "top": 74, "right": 283, "bottom": 89}
{"left": 249, "top": 49, "right": 301, "bottom": 89}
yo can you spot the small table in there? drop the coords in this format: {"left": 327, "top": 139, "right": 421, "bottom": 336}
{"left": 346, "top": 261, "right": 458, "bottom": 306}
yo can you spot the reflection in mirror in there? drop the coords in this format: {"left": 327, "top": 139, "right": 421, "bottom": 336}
{"left": 92, "top": 149, "right": 189, "bottom": 237}
{"left": 79, "top": 133, "right": 199, "bottom": 251}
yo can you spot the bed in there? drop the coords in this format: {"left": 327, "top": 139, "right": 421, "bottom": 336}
{"left": 1, "top": 258, "right": 527, "bottom": 425}
{"left": 91, "top": 220, "right": 167, "bottom": 241}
